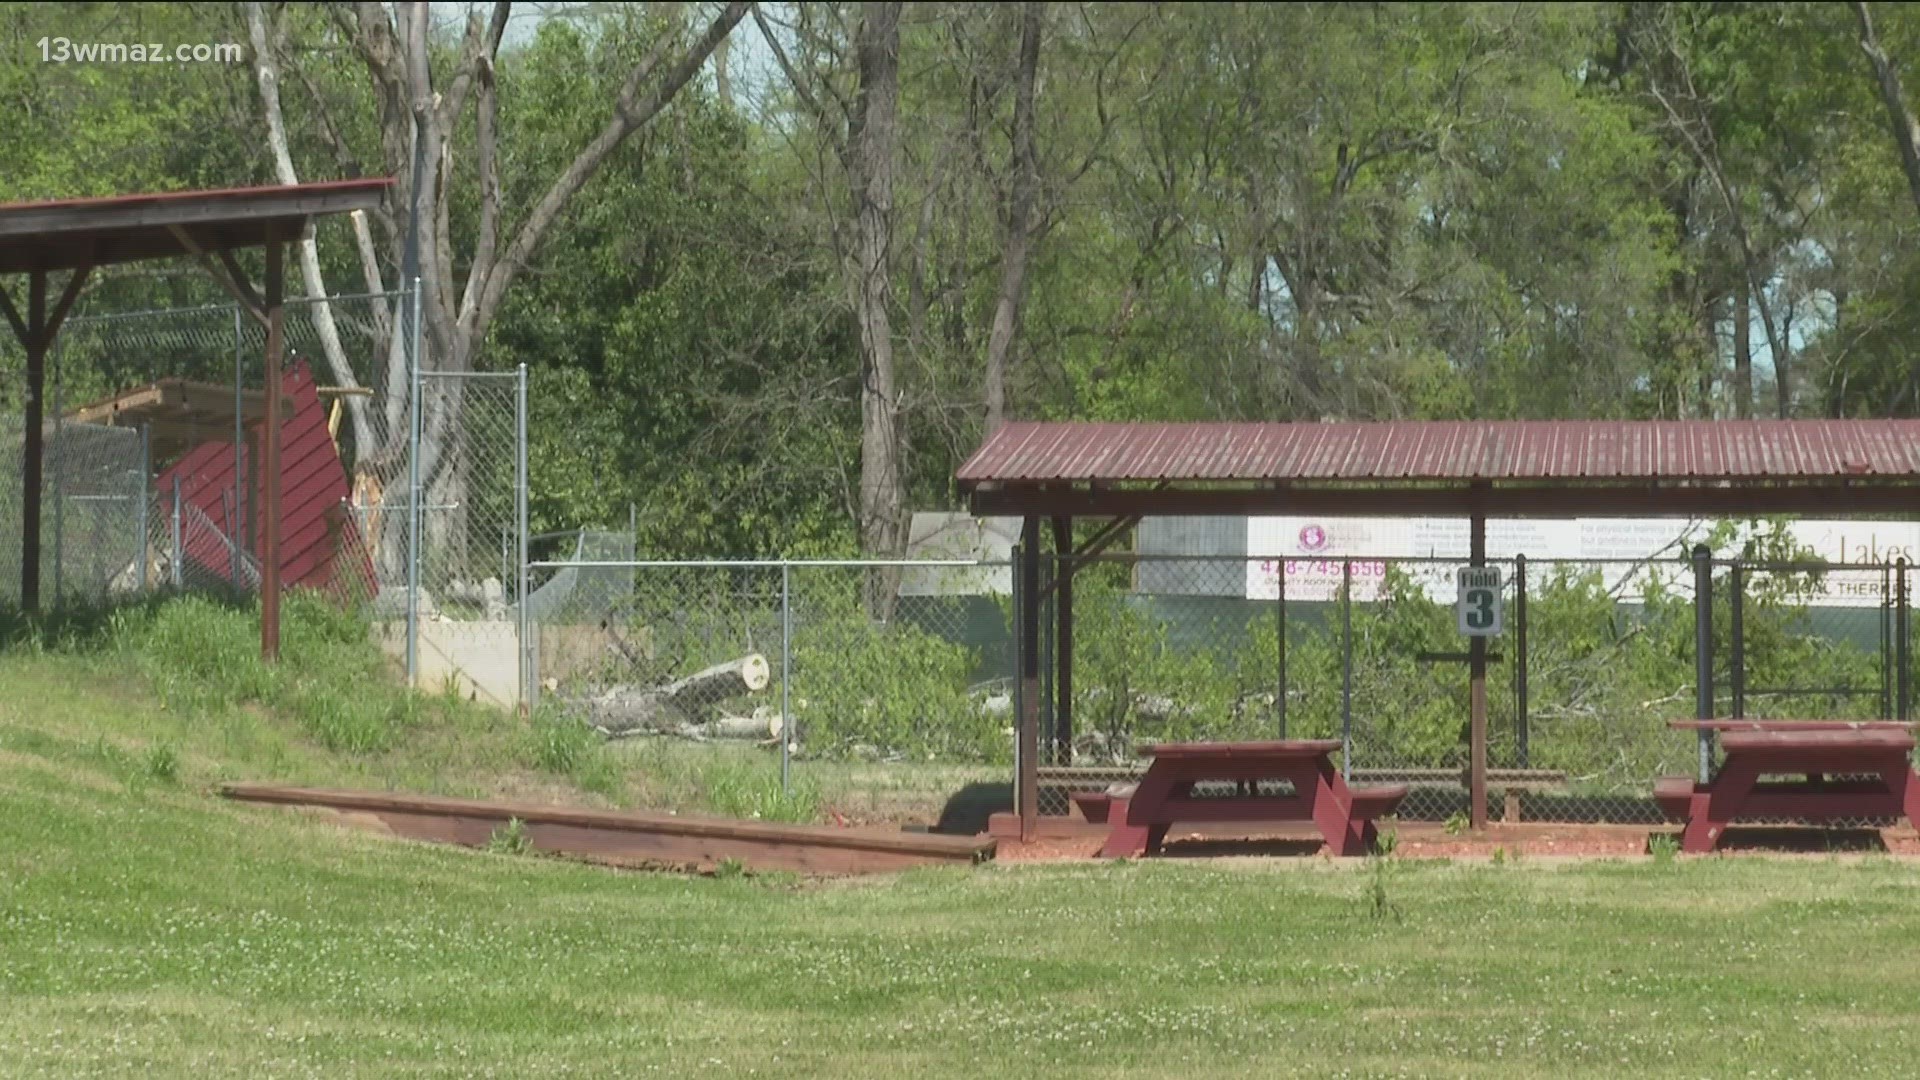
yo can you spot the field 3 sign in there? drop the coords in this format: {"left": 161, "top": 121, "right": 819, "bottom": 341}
{"left": 1455, "top": 566, "right": 1503, "bottom": 636}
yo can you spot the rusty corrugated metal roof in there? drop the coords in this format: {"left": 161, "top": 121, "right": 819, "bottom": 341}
{"left": 0, "top": 178, "right": 393, "bottom": 274}
{"left": 956, "top": 420, "right": 1920, "bottom": 485}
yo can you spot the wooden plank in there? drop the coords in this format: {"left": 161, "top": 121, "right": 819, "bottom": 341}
{"left": 1037, "top": 765, "right": 1142, "bottom": 781}
{"left": 1669, "top": 719, "right": 1915, "bottom": 731}
{"left": 1146, "top": 739, "right": 1343, "bottom": 759}
{"left": 1720, "top": 729, "right": 1916, "bottom": 753}
{"left": 64, "top": 382, "right": 168, "bottom": 425}
{"left": 0, "top": 187, "right": 383, "bottom": 240}
{"left": 64, "top": 378, "right": 288, "bottom": 428}
{"left": 220, "top": 783, "right": 995, "bottom": 871}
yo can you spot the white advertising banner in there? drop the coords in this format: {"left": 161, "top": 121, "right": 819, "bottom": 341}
{"left": 1246, "top": 517, "right": 1920, "bottom": 607}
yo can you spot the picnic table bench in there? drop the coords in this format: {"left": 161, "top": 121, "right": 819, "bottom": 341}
{"left": 1097, "top": 740, "right": 1408, "bottom": 858}
{"left": 1655, "top": 721, "right": 1920, "bottom": 852}
{"left": 1058, "top": 764, "right": 1566, "bottom": 823}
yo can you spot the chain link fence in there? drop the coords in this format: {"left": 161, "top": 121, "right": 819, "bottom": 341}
{"left": 3, "top": 287, "right": 535, "bottom": 709}
{"left": 375, "top": 368, "right": 528, "bottom": 708}
{"left": 528, "top": 559, "right": 1015, "bottom": 826}
{"left": 1, "top": 291, "right": 406, "bottom": 608}
{"left": 0, "top": 417, "right": 146, "bottom": 606}
{"left": 524, "top": 551, "right": 1916, "bottom": 831}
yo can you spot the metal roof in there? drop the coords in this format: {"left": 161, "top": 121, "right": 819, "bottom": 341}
{"left": 958, "top": 420, "right": 1920, "bottom": 485}
{"left": 0, "top": 179, "right": 392, "bottom": 274}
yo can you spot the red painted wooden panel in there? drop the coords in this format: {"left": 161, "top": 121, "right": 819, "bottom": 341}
{"left": 152, "top": 359, "right": 373, "bottom": 602}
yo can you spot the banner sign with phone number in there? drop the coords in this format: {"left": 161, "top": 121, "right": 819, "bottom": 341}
{"left": 1245, "top": 516, "right": 1920, "bottom": 607}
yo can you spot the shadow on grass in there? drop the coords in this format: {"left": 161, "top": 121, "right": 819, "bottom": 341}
{"left": 934, "top": 781, "right": 1010, "bottom": 836}
{"left": 1672, "top": 826, "right": 1891, "bottom": 853}
{"left": 1155, "top": 837, "right": 1327, "bottom": 859}
{"left": 0, "top": 590, "right": 250, "bottom": 653}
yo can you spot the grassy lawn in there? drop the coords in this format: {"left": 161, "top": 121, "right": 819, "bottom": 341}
{"left": 0, "top": 595, "right": 986, "bottom": 826}
{"left": 6, "top": 599, "right": 1920, "bottom": 1076}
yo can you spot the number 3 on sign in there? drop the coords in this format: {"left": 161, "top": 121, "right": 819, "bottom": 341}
{"left": 1456, "top": 566, "right": 1503, "bottom": 636}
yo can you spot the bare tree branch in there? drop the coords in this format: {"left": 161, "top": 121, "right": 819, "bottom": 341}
{"left": 469, "top": 2, "right": 752, "bottom": 358}
{"left": 1852, "top": 1, "right": 1920, "bottom": 219}
{"left": 247, "top": 0, "right": 375, "bottom": 452}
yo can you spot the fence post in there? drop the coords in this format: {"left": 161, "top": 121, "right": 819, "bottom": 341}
{"left": 137, "top": 424, "right": 150, "bottom": 592}
{"left": 170, "top": 476, "right": 183, "bottom": 588}
{"left": 51, "top": 351, "right": 63, "bottom": 607}
{"left": 1276, "top": 557, "right": 1288, "bottom": 738}
{"left": 516, "top": 363, "right": 530, "bottom": 713}
{"left": 1341, "top": 558, "right": 1353, "bottom": 783}
{"left": 1016, "top": 525, "right": 1041, "bottom": 838}
{"left": 405, "top": 279, "right": 423, "bottom": 686}
{"left": 232, "top": 303, "right": 246, "bottom": 564}
{"left": 1729, "top": 562, "right": 1745, "bottom": 720}
{"left": 1692, "top": 545, "right": 1714, "bottom": 783}
{"left": 781, "top": 561, "right": 793, "bottom": 798}
{"left": 1515, "top": 553, "right": 1529, "bottom": 768}
{"left": 1039, "top": 551, "right": 1054, "bottom": 764}
{"left": 1889, "top": 557, "right": 1904, "bottom": 718}
{"left": 222, "top": 489, "right": 236, "bottom": 594}
{"left": 1882, "top": 564, "right": 1894, "bottom": 719}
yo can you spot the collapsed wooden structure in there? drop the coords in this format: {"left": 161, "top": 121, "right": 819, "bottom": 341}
{"left": 0, "top": 179, "right": 390, "bottom": 659}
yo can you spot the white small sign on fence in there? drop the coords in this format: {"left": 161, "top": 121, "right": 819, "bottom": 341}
{"left": 1456, "top": 566, "right": 1503, "bottom": 636}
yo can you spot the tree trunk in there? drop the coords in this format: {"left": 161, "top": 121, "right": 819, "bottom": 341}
{"left": 1696, "top": 292, "right": 1718, "bottom": 419}
{"left": 1763, "top": 269, "right": 1792, "bottom": 418}
{"left": 663, "top": 654, "right": 773, "bottom": 711}
{"left": 983, "top": 2, "right": 1045, "bottom": 433}
{"left": 1733, "top": 275, "right": 1753, "bottom": 419}
{"left": 331, "top": 0, "right": 746, "bottom": 588}
{"left": 578, "top": 654, "right": 773, "bottom": 737}
{"left": 850, "top": 2, "right": 907, "bottom": 617}
{"left": 713, "top": 30, "right": 733, "bottom": 111}
{"left": 247, "top": 2, "right": 374, "bottom": 456}
{"left": 1853, "top": 2, "right": 1920, "bottom": 220}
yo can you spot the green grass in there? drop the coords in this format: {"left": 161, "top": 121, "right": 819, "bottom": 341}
{"left": 8, "top": 595, "right": 1920, "bottom": 1075}
{"left": 0, "top": 594, "right": 982, "bottom": 824}
{"left": 6, "top": 725, "right": 1920, "bottom": 1077}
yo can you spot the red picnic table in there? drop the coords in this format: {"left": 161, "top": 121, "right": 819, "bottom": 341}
{"left": 1098, "top": 740, "right": 1408, "bottom": 858}
{"left": 1656, "top": 721, "right": 1920, "bottom": 853}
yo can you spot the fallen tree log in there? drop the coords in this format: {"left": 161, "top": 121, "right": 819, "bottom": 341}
{"left": 576, "top": 654, "right": 772, "bottom": 737}
{"left": 599, "top": 707, "right": 788, "bottom": 743}
{"left": 666, "top": 654, "right": 772, "bottom": 710}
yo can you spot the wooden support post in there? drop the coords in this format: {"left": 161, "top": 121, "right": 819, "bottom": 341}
{"left": 3, "top": 265, "right": 91, "bottom": 613}
{"left": 1018, "top": 517, "right": 1041, "bottom": 839}
{"left": 1692, "top": 544, "right": 1714, "bottom": 782}
{"left": 261, "top": 232, "right": 285, "bottom": 661}
{"left": 20, "top": 272, "right": 46, "bottom": 612}
{"left": 1051, "top": 517, "right": 1073, "bottom": 765}
{"left": 1277, "top": 556, "right": 1288, "bottom": 738}
{"left": 1514, "top": 552, "right": 1529, "bottom": 768}
{"left": 1730, "top": 563, "right": 1745, "bottom": 720}
{"left": 1468, "top": 510, "right": 1489, "bottom": 831}
{"left": 1898, "top": 559, "right": 1911, "bottom": 721}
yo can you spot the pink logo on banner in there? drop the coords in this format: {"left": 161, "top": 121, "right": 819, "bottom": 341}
{"left": 1298, "top": 524, "right": 1328, "bottom": 552}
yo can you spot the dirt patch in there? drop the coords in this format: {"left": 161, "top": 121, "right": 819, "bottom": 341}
{"left": 989, "top": 821, "right": 1920, "bottom": 863}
